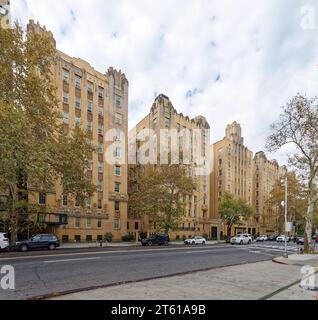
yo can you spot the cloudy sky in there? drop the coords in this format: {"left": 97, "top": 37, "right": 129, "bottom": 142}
{"left": 10, "top": 0, "right": 318, "bottom": 165}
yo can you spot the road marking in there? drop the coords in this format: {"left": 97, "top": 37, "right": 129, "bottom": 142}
{"left": 0, "top": 245, "right": 229, "bottom": 262}
{"left": 44, "top": 257, "right": 101, "bottom": 264}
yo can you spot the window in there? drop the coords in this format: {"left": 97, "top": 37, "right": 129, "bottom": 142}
{"left": 87, "top": 101, "right": 93, "bottom": 113}
{"left": 75, "top": 197, "right": 81, "bottom": 207}
{"left": 87, "top": 121, "right": 93, "bottom": 132}
{"left": 98, "top": 181, "right": 103, "bottom": 192}
{"left": 86, "top": 197, "right": 92, "bottom": 208}
{"left": 135, "top": 222, "right": 139, "bottom": 230}
{"left": 98, "top": 162, "right": 103, "bottom": 173}
{"left": 62, "top": 235, "right": 69, "bottom": 243}
{"left": 98, "top": 199, "right": 102, "bottom": 209}
{"left": 63, "top": 92, "right": 69, "bottom": 104}
{"left": 63, "top": 195, "right": 68, "bottom": 206}
{"left": 115, "top": 182, "right": 120, "bottom": 193}
{"left": 75, "top": 75, "right": 81, "bottom": 89}
{"left": 75, "top": 217, "right": 80, "bottom": 228}
{"left": 75, "top": 116, "right": 81, "bottom": 126}
{"left": 98, "top": 107, "right": 104, "bottom": 117}
{"left": 164, "top": 117, "right": 170, "bottom": 127}
{"left": 86, "top": 217, "right": 92, "bottom": 228}
{"left": 75, "top": 235, "right": 81, "bottom": 242}
{"left": 114, "top": 201, "right": 120, "bottom": 212}
{"left": 63, "top": 69, "right": 69, "bottom": 82}
{"left": 97, "top": 219, "right": 102, "bottom": 228}
{"left": 115, "top": 113, "right": 122, "bottom": 125}
{"left": 115, "top": 166, "right": 121, "bottom": 176}
{"left": 115, "top": 147, "right": 122, "bottom": 158}
{"left": 115, "top": 128, "right": 121, "bottom": 142}
{"left": 115, "top": 95, "right": 121, "bottom": 108}
{"left": 63, "top": 112, "right": 69, "bottom": 124}
{"left": 87, "top": 81, "right": 94, "bottom": 93}
{"left": 75, "top": 96, "right": 81, "bottom": 109}
{"left": 114, "top": 219, "right": 120, "bottom": 230}
{"left": 98, "top": 143, "right": 103, "bottom": 154}
{"left": 86, "top": 235, "right": 93, "bottom": 242}
{"left": 39, "top": 193, "right": 46, "bottom": 205}
{"left": 98, "top": 87, "right": 104, "bottom": 98}
{"left": 98, "top": 125, "right": 104, "bottom": 135}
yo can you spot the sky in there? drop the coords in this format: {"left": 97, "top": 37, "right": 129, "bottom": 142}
{"left": 10, "top": 0, "right": 318, "bottom": 165}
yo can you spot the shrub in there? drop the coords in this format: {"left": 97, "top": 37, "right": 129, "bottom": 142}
{"left": 104, "top": 232, "right": 113, "bottom": 243}
{"left": 122, "top": 234, "right": 135, "bottom": 242}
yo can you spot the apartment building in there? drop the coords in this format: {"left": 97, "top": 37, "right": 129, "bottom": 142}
{"left": 128, "top": 94, "right": 211, "bottom": 241}
{"left": 26, "top": 20, "right": 129, "bottom": 242}
{"left": 253, "top": 151, "right": 287, "bottom": 235}
{"left": 210, "top": 122, "right": 257, "bottom": 238}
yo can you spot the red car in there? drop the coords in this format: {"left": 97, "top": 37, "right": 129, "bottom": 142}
{"left": 315, "top": 235, "right": 318, "bottom": 243}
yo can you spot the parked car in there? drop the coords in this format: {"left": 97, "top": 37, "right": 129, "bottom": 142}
{"left": 15, "top": 234, "right": 60, "bottom": 252}
{"left": 141, "top": 234, "right": 169, "bottom": 246}
{"left": 0, "top": 233, "right": 9, "bottom": 251}
{"left": 276, "top": 235, "right": 290, "bottom": 243}
{"left": 256, "top": 235, "right": 268, "bottom": 242}
{"left": 267, "top": 235, "right": 276, "bottom": 241}
{"left": 231, "top": 234, "right": 252, "bottom": 245}
{"left": 295, "top": 236, "right": 304, "bottom": 245}
{"left": 184, "top": 236, "right": 207, "bottom": 245}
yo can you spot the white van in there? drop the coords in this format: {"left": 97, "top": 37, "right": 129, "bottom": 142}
{"left": 0, "top": 233, "right": 9, "bottom": 251}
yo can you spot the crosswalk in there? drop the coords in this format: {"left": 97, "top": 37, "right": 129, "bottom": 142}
{"left": 237, "top": 243, "right": 302, "bottom": 254}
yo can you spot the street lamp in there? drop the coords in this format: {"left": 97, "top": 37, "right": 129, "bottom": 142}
{"left": 283, "top": 176, "right": 288, "bottom": 258}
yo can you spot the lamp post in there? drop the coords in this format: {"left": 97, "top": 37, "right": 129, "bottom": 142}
{"left": 284, "top": 176, "right": 288, "bottom": 259}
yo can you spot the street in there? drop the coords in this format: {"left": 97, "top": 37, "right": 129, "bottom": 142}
{"left": 0, "top": 242, "right": 302, "bottom": 300}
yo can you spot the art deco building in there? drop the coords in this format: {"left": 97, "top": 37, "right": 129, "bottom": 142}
{"left": 210, "top": 122, "right": 257, "bottom": 238}
{"left": 253, "top": 151, "right": 287, "bottom": 235}
{"left": 26, "top": 20, "right": 129, "bottom": 242}
{"left": 128, "top": 94, "right": 211, "bottom": 240}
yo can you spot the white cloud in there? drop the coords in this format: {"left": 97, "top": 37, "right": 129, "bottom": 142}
{"left": 10, "top": 0, "right": 318, "bottom": 165}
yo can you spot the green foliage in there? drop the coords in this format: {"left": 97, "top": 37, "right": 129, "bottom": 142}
{"left": 0, "top": 24, "right": 96, "bottom": 241}
{"left": 121, "top": 234, "right": 135, "bottom": 242}
{"left": 104, "top": 232, "right": 113, "bottom": 243}
{"left": 129, "top": 165, "right": 195, "bottom": 234}
{"left": 219, "top": 192, "right": 254, "bottom": 236}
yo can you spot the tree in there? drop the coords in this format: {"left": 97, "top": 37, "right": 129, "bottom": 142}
{"left": 129, "top": 165, "right": 195, "bottom": 235}
{"left": 0, "top": 24, "right": 96, "bottom": 242}
{"left": 268, "top": 172, "right": 308, "bottom": 234}
{"left": 218, "top": 192, "right": 254, "bottom": 239}
{"left": 266, "top": 94, "right": 318, "bottom": 252}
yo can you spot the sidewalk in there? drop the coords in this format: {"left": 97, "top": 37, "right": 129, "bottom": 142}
{"left": 50, "top": 255, "right": 318, "bottom": 300}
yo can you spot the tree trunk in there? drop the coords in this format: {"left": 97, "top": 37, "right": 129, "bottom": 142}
{"left": 304, "top": 193, "right": 314, "bottom": 253}
{"left": 227, "top": 224, "right": 232, "bottom": 241}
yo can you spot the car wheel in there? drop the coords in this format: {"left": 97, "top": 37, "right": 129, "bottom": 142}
{"left": 192, "top": 241, "right": 196, "bottom": 245}
{"left": 20, "top": 244, "right": 28, "bottom": 252}
{"left": 148, "top": 241, "right": 153, "bottom": 247}
{"left": 164, "top": 241, "right": 168, "bottom": 246}
{"left": 248, "top": 240, "right": 251, "bottom": 245}
{"left": 202, "top": 241, "right": 206, "bottom": 245}
{"left": 240, "top": 241, "right": 243, "bottom": 245}
{"left": 48, "top": 244, "right": 56, "bottom": 251}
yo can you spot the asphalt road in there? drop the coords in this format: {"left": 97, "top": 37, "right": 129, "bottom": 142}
{"left": 0, "top": 242, "right": 302, "bottom": 300}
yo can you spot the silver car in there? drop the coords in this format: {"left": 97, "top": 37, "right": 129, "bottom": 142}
{"left": 231, "top": 234, "right": 252, "bottom": 245}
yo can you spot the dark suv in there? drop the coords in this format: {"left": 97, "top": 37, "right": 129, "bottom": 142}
{"left": 16, "top": 234, "right": 60, "bottom": 252}
{"left": 141, "top": 235, "right": 169, "bottom": 246}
